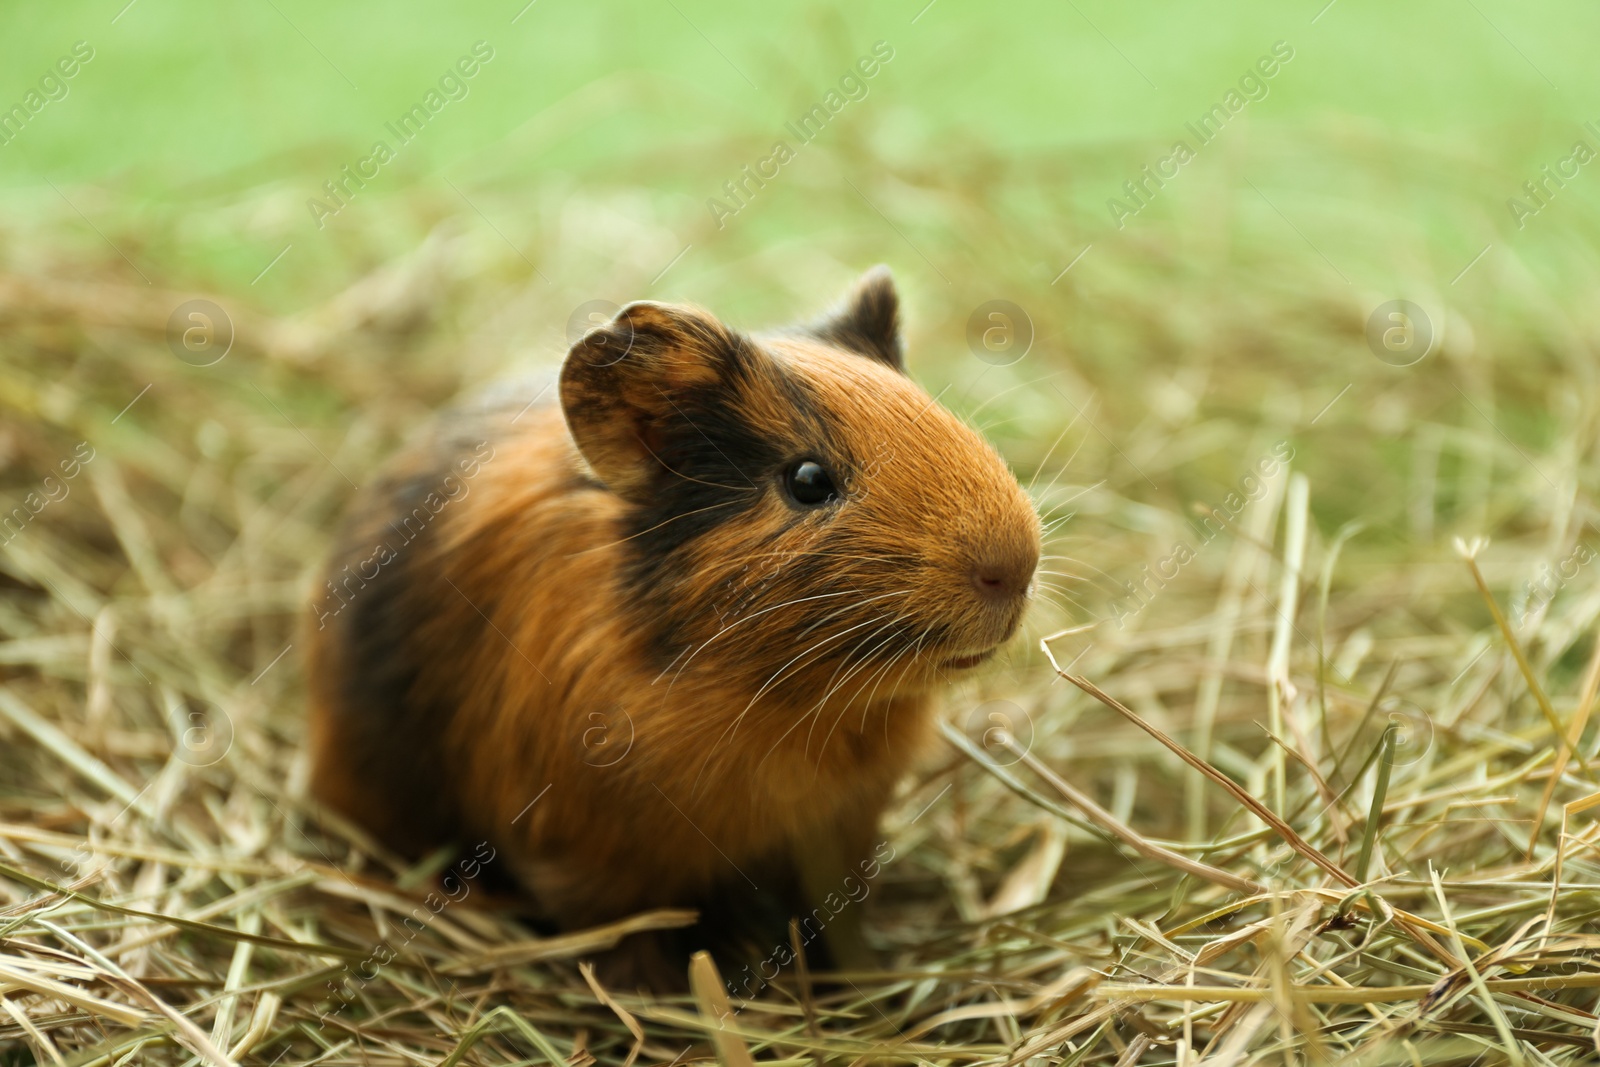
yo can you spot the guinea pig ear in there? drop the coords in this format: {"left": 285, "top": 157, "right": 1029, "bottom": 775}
{"left": 807, "top": 265, "right": 904, "bottom": 372}
{"left": 559, "top": 300, "right": 749, "bottom": 500}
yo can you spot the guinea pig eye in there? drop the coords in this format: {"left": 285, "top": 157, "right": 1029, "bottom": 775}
{"left": 782, "top": 460, "right": 839, "bottom": 507}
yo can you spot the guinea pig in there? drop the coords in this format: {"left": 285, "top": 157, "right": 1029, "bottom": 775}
{"left": 305, "top": 267, "right": 1041, "bottom": 983}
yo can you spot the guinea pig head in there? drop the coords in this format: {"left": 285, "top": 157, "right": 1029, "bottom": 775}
{"left": 559, "top": 267, "right": 1041, "bottom": 700}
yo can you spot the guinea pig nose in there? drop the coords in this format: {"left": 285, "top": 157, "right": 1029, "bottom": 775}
{"left": 969, "top": 552, "right": 1037, "bottom": 602}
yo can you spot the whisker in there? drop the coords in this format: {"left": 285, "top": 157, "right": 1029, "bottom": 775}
{"left": 1036, "top": 569, "right": 1086, "bottom": 582}
{"left": 563, "top": 498, "right": 745, "bottom": 558}
{"left": 814, "top": 631, "right": 922, "bottom": 765}
{"left": 1026, "top": 405, "right": 1083, "bottom": 486}
{"left": 802, "top": 621, "right": 910, "bottom": 760}
{"left": 789, "top": 588, "right": 912, "bottom": 643}
{"left": 1040, "top": 553, "right": 1126, "bottom": 589}
{"left": 1027, "top": 423, "right": 1092, "bottom": 505}
{"left": 804, "top": 607, "right": 918, "bottom": 715}
{"left": 883, "top": 635, "right": 929, "bottom": 744}
{"left": 1032, "top": 590, "right": 1085, "bottom": 616}
{"left": 706, "top": 599, "right": 914, "bottom": 763}
{"left": 1041, "top": 510, "right": 1078, "bottom": 535}
{"left": 975, "top": 414, "right": 1023, "bottom": 436}
{"left": 879, "top": 633, "right": 927, "bottom": 708}
{"left": 967, "top": 371, "right": 1063, "bottom": 425}
{"left": 656, "top": 588, "right": 859, "bottom": 689}
{"left": 860, "top": 635, "right": 931, "bottom": 748}
{"left": 747, "top": 613, "right": 913, "bottom": 776}
{"left": 636, "top": 423, "right": 756, "bottom": 492}
{"left": 709, "top": 547, "right": 921, "bottom": 567}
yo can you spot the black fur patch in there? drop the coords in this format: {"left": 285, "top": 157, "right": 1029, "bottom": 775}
{"left": 622, "top": 382, "right": 777, "bottom": 649}
{"left": 325, "top": 454, "right": 470, "bottom": 854}
{"left": 620, "top": 358, "right": 839, "bottom": 663}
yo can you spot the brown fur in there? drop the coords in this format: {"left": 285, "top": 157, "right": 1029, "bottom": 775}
{"left": 306, "top": 269, "right": 1040, "bottom": 981}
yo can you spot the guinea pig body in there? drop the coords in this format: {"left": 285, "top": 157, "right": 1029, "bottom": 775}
{"left": 306, "top": 268, "right": 1040, "bottom": 976}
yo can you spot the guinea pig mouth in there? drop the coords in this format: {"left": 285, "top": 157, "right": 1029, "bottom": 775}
{"left": 941, "top": 648, "right": 997, "bottom": 670}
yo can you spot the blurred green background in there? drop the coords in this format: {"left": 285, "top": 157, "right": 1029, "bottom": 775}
{"left": 6, "top": 0, "right": 1598, "bottom": 306}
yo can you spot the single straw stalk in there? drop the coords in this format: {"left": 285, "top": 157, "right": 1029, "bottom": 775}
{"left": 1455, "top": 537, "right": 1584, "bottom": 769}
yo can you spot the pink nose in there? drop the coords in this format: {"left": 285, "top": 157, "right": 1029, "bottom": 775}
{"left": 970, "top": 554, "right": 1036, "bottom": 602}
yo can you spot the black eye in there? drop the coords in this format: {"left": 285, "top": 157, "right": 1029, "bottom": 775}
{"left": 783, "top": 460, "right": 838, "bottom": 507}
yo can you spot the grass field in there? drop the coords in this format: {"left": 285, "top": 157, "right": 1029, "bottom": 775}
{"left": 4, "top": 1, "right": 1600, "bottom": 1064}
